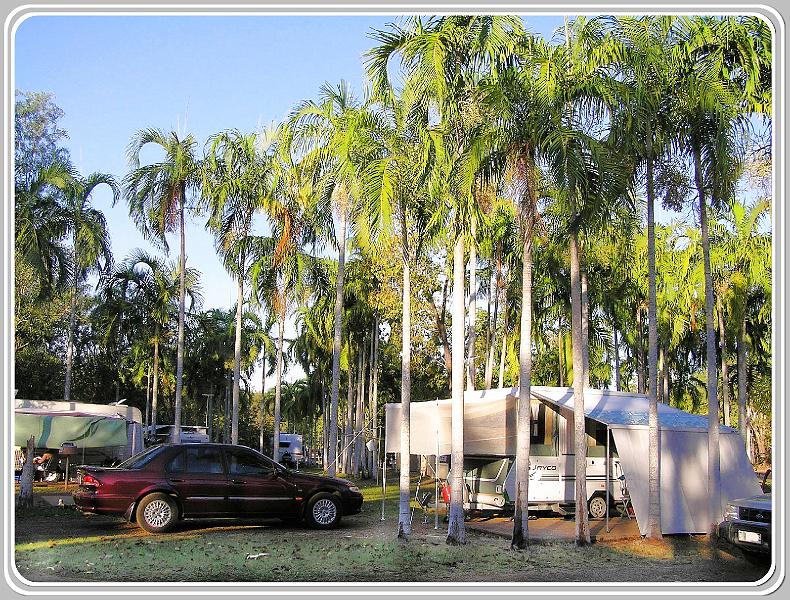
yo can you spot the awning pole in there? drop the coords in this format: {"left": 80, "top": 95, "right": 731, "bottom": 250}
{"left": 606, "top": 425, "right": 610, "bottom": 533}
{"left": 380, "top": 454, "right": 386, "bottom": 521}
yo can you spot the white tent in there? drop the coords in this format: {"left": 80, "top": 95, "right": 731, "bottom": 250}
{"left": 385, "top": 386, "right": 761, "bottom": 535}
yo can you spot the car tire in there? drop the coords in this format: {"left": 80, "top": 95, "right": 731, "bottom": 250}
{"left": 305, "top": 493, "right": 342, "bottom": 529}
{"left": 136, "top": 493, "right": 178, "bottom": 534}
{"left": 588, "top": 494, "right": 608, "bottom": 520}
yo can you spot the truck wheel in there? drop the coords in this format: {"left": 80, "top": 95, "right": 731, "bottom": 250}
{"left": 588, "top": 494, "right": 608, "bottom": 519}
{"left": 136, "top": 493, "right": 178, "bottom": 534}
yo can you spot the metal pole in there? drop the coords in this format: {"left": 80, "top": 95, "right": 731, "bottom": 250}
{"left": 435, "top": 398, "right": 439, "bottom": 530}
{"left": 380, "top": 454, "right": 387, "bottom": 521}
{"left": 606, "top": 425, "right": 610, "bottom": 533}
{"left": 64, "top": 456, "right": 69, "bottom": 492}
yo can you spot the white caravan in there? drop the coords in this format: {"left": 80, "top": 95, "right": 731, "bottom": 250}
{"left": 460, "top": 399, "right": 627, "bottom": 518}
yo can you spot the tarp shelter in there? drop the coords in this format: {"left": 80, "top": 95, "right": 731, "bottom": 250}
{"left": 385, "top": 386, "right": 761, "bottom": 535}
{"left": 15, "top": 399, "right": 144, "bottom": 458}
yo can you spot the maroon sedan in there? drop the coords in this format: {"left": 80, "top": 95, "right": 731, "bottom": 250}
{"left": 73, "top": 443, "right": 363, "bottom": 534}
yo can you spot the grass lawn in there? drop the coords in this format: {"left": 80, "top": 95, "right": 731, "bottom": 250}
{"left": 13, "top": 475, "right": 771, "bottom": 583}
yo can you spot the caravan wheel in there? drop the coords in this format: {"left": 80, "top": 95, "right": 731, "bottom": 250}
{"left": 588, "top": 494, "right": 608, "bottom": 519}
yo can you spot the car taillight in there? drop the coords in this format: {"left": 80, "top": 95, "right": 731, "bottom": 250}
{"left": 82, "top": 474, "right": 101, "bottom": 487}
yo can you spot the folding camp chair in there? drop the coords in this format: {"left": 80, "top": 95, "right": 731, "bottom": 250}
{"left": 617, "top": 473, "right": 634, "bottom": 519}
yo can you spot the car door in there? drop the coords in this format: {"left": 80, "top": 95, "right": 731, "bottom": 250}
{"left": 224, "top": 447, "right": 297, "bottom": 517}
{"left": 165, "top": 446, "right": 230, "bottom": 517}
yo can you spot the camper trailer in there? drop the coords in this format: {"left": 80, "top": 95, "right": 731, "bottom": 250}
{"left": 277, "top": 433, "right": 304, "bottom": 467}
{"left": 385, "top": 386, "right": 761, "bottom": 534}
{"left": 442, "top": 399, "right": 626, "bottom": 517}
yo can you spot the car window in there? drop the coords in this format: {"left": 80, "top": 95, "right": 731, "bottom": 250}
{"left": 117, "top": 445, "right": 167, "bottom": 469}
{"left": 227, "top": 449, "right": 274, "bottom": 476}
{"left": 166, "top": 450, "right": 185, "bottom": 473}
{"left": 177, "top": 447, "right": 225, "bottom": 474}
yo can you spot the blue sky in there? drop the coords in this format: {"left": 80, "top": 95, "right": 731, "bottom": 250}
{"left": 15, "top": 15, "right": 566, "bottom": 391}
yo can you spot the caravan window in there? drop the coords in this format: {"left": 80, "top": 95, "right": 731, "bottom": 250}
{"left": 586, "top": 418, "right": 608, "bottom": 457}
{"left": 530, "top": 400, "right": 559, "bottom": 456}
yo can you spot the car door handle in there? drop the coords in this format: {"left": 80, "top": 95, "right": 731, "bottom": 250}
{"left": 231, "top": 479, "right": 247, "bottom": 485}
{"left": 170, "top": 478, "right": 185, "bottom": 483}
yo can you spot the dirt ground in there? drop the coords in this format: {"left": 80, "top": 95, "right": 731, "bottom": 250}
{"left": 13, "top": 480, "right": 771, "bottom": 583}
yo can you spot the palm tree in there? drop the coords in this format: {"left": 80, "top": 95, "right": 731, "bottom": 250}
{"left": 717, "top": 199, "right": 771, "bottom": 442}
{"left": 291, "top": 82, "right": 374, "bottom": 477}
{"left": 604, "top": 14, "right": 680, "bottom": 540}
{"left": 14, "top": 161, "right": 72, "bottom": 295}
{"left": 356, "top": 82, "right": 439, "bottom": 537}
{"left": 106, "top": 250, "right": 201, "bottom": 437}
{"left": 673, "top": 15, "right": 763, "bottom": 535}
{"left": 125, "top": 128, "right": 201, "bottom": 443}
{"left": 62, "top": 171, "right": 119, "bottom": 400}
{"left": 203, "top": 128, "right": 275, "bottom": 444}
{"left": 368, "top": 14, "right": 524, "bottom": 545}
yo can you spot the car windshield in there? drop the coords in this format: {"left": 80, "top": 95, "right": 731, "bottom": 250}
{"left": 115, "top": 445, "right": 167, "bottom": 469}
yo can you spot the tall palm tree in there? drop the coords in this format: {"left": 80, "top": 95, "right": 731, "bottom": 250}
{"left": 673, "top": 15, "right": 765, "bottom": 535}
{"left": 291, "top": 82, "right": 374, "bottom": 477}
{"left": 62, "top": 171, "right": 119, "bottom": 400}
{"left": 368, "top": 14, "right": 524, "bottom": 545}
{"left": 604, "top": 14, "right": 679, "bottom": 540}
{"left": 356, "top": 82, "right": 439, "bottom": 537}
{"left": 203, "top": 128, "right": 275, "bottom": 444}
{"left": 125, "top": 129, "right": 201, "bottom": 443}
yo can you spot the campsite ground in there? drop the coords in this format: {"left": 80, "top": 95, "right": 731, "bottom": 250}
{"left": 14, "top": 477, "right": 770, "bottom": 584}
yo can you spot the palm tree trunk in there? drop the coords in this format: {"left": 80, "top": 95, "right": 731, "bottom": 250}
{"left": 353, "top": 342, "right": 365, "bottom": 477}
{"left": 467, "top": 219, "right": 477, "bottom": 391}
{"left": 511, "top": 226, "right": 533, "bottom": 550}
{"left": 434, "top": 279, "right": 453, "bottom": 388}
{"left": 64, "top": 257, "right": 79, "bottom": 401}
{"left": 17, "top": 436, "right": 36, "bottom": 509}
{"left": 645, "top": 130, "right": 662, "bottom": 539}
{"left": 343, "top": 356, "right": 354, "bottom": 475}
{"left": 693, "top": 147, "right": 721, "bottom": 537}
{"left": 327, "top": 208, "right": 347, "bottom": 477}
{"left": 484, "top": 258, "right": 494, "bottom": 389}
{"left": 322, "top": 378, "right": 328, "bottom": 468}
{"left": 260, "top": 357, "right": 266, "bottom": 453}
{"left": 613, "top": 322, "right": 620, "bottom": 391}
{"left": 151, "top": 333, "right": 160, "bottom": 434}
{"left": 274, "top": 315, "right": 285, "bottom": 460}
{"left": 398, "top": 260, "right": 412, "bottom": 538}
{"left": 498, "top": 325, "right": 507, "bottom": 388}
{"left": 581, "top": 268, "right": 590, "bottom": 389}
{"left": 737, "top": 318, "right": 748, "bottom": 446}
{"left": 559, "top": 330, "right": 565, "bottom": 387}
{"left": 224, "top": 372, "right": 231, "bottom": 443}
{"left": 662, "top": 345, "right": 670, "bottom": 405}
{"left": 172, "top": 195, "right": 187, "bottom": 444}
{"left": 446, "top": 233, "right": 466, "bottom": 545}
{"left": 145, "top": 364, "right": 151, "bottom": 433}
{"left": 370, "top": 316, "right": 380, "bottom": 482}
{"left": 636, "top": 306, "right": 645, "bottom": 394}
{"left": 207, "top": 387, "right": 214, "bottom": 443}
{"left": 569, "top": 231, "right": 590, "bottom": 545}
{"left": 718, "top": 298, "right": 731, "bottom": 427}
{"left": 231, "top": 272, "right": 244, "bottom": 444}
{"left": 485, "top": 251, "right": 500, "bottom": 389}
